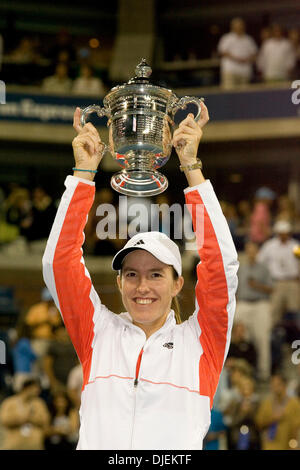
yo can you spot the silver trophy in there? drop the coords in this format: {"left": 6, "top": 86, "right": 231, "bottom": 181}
{"left": 80, "top": 59, "right": 203, "bottom": 197}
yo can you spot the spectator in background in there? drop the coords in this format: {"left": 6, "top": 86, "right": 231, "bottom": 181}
{"left": 217, "top": 17, "right": 257, "bottom": 89}
{"left": 257, "top": 24, "right": 296, "bottom": 82}
{"left": 226, "top": 375, "right": 261, "bottom": 450}
{"left": 25, "top": 287, "right": 61, "bottom": 360}
{"left": 249, "top": 186, "right": 275, "bottom": 245}
{"left": 227, "top": 322, "right": 257, "bottom": 376}
{"left": 45, "top": 391, "right": 79, "bottom": 450}
{"left": 0, "top": 378, "right": 50, "bottom": 450}
{"left": 43, "top": 320, "right": 78, "bottom": 394}
{"left": 4, "top": 186, "right": 32, "bottom": 242}
{"left": 21, "top": 186, "right": 57, "bottom": 242}
{"left": 220, "top": 359, "right": 254, "bottom": 447}
{"left": 234, "top": 241, "right": 273, "bottom": 381}
{"left": 11, "top": 320, "right": 37, "bottom": 393}
{"left": 24, "top": 287, "right": 61, "bottom": 392}
{"left": 257, "top": 220, "right": 300, "bottom": 327}
{"left": 231, "top": 199, "right": 251, "bottom": 251}
{"left": 217, "top": 358, "right": 254, "bottom": 418}
{"left": 276, "top": 194, "right": 296, "bottom": 226}
{"left": 42, "top": 63, "right": 72, "bottom": 94}
{"left": 46, "top": 29, "right": 77, "bottom": 67}
{"left": 288, "top": 28, "right": 300, "bottom": 79}
{"left": 259, "top": 26, "right": 272, "bottom": 45}
{"left": 203, "top": 407, "right": 227, "bottom": 450}
{"left": 8, "top": 37, "right": 40, "bottom": 64}
{"left": 72, "top": 64, "right": 105, "bottom": 96}
{"left": 255, "top": 373, "right": 300, "bottom": 450}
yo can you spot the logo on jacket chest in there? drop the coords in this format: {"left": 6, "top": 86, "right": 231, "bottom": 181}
{"left": 163, "top": 342, "right": 174, "bottom": 349}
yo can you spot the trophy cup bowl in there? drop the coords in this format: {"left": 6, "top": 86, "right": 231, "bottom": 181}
{"left": 80, "top": 59, "right": 203, "bottom": 197}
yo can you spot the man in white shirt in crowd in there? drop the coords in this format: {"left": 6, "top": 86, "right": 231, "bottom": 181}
{"left": 217, "top": 17, "right": 257, "bottom": 90}
{"left": 257, "top": 24, "right": 296, "bottom": 82}
{"left": 234, "top": 241, "right": 273, "bottom": 381}
{"left": 257, "top": 220, "right": 300, "bottom": 327}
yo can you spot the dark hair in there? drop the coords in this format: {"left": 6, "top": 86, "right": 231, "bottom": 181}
{"left": 48, "top": 391, "right": 73, "bottom": 417}
{"left": 271, "top": 371, "right": 288, "bottom": 384}
{"left": 21, "top": 378, "right": 40, "bottom": 391}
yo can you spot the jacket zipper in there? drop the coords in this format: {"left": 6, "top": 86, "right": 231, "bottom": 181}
{"left": 134, "top": 347, "right": 144, "bottom": 387}
{"left": 131, "top": 346, "right": 144, "bottom": 448}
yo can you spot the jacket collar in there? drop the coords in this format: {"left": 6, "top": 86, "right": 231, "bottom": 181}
{"left": 118, "top": 309, "right": 176, "bottom": 338}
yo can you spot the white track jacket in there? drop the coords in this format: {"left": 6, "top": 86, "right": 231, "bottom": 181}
{"left": 42, "top": 175, "right": 239, "bottom": 450}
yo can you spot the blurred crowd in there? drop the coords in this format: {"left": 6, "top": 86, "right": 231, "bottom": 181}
{"left": 1, "top": 178, "right": 300, "bottom": 255}
{"left": 204, "top": 184, "right": 300, "bottom": 450}
{"left": 0, "top": 19, "right": 299, "bottom": 92}
{"left": 0, "top": 181, "right": 300, "bottom": 449}
{"left": 0, "top": 29, "right": 108, "bottom": 95}
{"left": 164, "top": 18, "right": 300, "bottom": 88}
{"left": 217, "top": 19, "right": 300, "bottom": 89}
{"left": 0, "top": 182, "right": 194, "bottom": 255}
{"left": 0, "top": 287, "right": 82, "bottom": 450}
{"left": 205, "top": 360, "right": 300, "bottom": 450}
{"left": 0, "top": 183, "right": 58, "bottom": 252}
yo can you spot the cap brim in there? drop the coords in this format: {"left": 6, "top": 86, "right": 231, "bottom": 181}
{"left": 112, "top": 247, "right": 146, "bottom": 271}
{"left": 112, "top": 245, "right": 181, "bottom": 276}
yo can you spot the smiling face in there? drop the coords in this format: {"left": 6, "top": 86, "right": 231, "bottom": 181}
{"left": 117, "top": 250, "right": 184, "bottom": 336}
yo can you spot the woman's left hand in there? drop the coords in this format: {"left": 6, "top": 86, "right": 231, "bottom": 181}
{"left": 173, "top": 101, "right": 209, "bottom": 165}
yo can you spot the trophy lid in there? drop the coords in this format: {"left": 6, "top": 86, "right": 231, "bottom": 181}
{"left": 104, "top": 58, "right": 177, "bottom": 106}
{"left": 128, "top": 58, "right": 152, "bottom": 83}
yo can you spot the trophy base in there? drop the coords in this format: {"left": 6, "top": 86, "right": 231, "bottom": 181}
{"left": 110, "top": 170, "right": 168, "bottom": 197}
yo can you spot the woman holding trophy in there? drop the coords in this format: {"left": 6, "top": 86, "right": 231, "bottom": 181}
{"left": 42, "top": 98, "right": 239, "bottom": 450}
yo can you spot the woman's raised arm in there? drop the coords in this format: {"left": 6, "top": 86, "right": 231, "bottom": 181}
{"left": 174, "top": 104, "right": 239, "bottom": 408}
{"left": 42, "top": 109, "right": 106, "bottom": 385}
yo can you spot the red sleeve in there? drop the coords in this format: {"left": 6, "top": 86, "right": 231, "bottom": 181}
{"left": 185, "top": 180, "right": 239, "bottom": 407}
{"left": 42, "top": 175, "right": 101, "bottom": 388}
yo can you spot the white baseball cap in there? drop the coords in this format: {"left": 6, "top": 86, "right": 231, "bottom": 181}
{"left": 273, "top": 220, "right": 292, "bottom": 234}
{"left": 112, "top": 231, "right": 182, "bottom": 276}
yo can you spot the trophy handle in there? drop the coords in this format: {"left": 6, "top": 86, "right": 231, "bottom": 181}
{"left": 80, "top": 104, "right": 110, "bottom": 153}
{"left": 170, "top": 96, "right": 204, "bottom": 122}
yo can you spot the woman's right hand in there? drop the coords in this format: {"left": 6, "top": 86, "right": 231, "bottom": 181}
{"left": 72, "top": 107, "right": 105, "bottom": 180}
